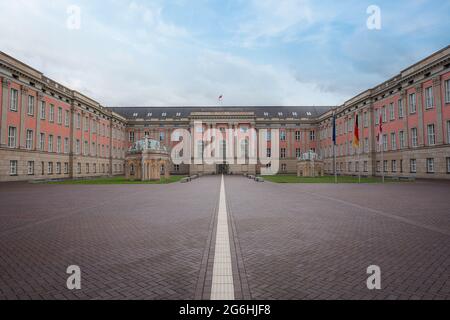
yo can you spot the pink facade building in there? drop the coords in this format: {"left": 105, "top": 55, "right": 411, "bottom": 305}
{"left": 1, "top": 46, "right": 450, "bottom": 181}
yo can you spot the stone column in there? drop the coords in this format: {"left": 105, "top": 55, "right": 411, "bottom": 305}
{"left": 401, "top": 90, "right": 409, "bottom": 149}
{"left": 433, "top": 76, "right": 443, "bottom": 145}
{"left": 416, "top": 84, "right": 425, "bottom": 147}
{"left": 35, "top": 93, "right": 41, "bottom": 151}
{"left": 0, "top": 78, "right": 10, "bottom": 147}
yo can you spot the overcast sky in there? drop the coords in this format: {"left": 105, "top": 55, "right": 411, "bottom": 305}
{"left": 0, "top": 0, "right": 449, "bottom": 107}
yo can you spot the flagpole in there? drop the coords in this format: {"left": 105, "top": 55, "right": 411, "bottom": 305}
{"left": 381, "top": 139, "right": 385, "bottom": 183}
{"left": 334, "top": 143, "right": 337, "bottom": 184}
{"left": 358, "top": 144, "right": 361, "bottom": 183}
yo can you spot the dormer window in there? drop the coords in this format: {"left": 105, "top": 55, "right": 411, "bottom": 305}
{"left": 176, "top": 112, "right": 181, "bottom": 117}
{"left": 162, "top": 112, "right": 167, "bottom": 117}
{"left": 278, "top": 112, "right": 283, "bottom": 116}
{"left": 147, "top": 112, "right": 152, "bottom": 117}
{"left": 264, "top": 112, "right": 269, "bottom": 117}
{"left": 306, "top": 112, "right": 312, "bottom": 116}
{"left": 133, "top": 113, "right": 138, "bottom": 117}
{"left": 292, "top": 112, "right": 298, "bottom": 116}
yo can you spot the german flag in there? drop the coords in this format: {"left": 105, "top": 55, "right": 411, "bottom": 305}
{"left": 352, "top": 114, "right": 360, "bottom": 148}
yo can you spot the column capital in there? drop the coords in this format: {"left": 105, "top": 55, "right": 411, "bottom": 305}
{"left": 415, "top": 83, "right": 423, "bottom": 92}
{"left": 432, "top": 76, "right": 441, "bottom": 87}
{"left": 1, "top": 77, "right": 10, "bottom": 88}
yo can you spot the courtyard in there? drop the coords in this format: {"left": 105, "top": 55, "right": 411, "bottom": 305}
{"left": 0, "top": 176, "right": 449, "bottom": 300}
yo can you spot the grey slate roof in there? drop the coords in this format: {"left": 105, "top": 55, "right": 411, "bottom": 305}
{"left": 108, "top": 106, "right": 334, "bottom": 120}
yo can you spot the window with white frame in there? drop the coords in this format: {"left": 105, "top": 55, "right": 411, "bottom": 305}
{"left": 382, "top": 106, "right": 387, "bottom": 123}
{"left": 64, "top": 162, "right": 69, "bottom": 174}
{"left": 84, "top": 117, "right": 89, "bottom": 131}
{"left": 296, "top": 148, "right": 301, "bottom": 158}
{"left": 129, "top": 131, "right": 135, "bottom": 142}
{"left": 28, "top": 161, "right": 34, "bottom": 175}
{"left": 26, "top": 129, "right": 33, "bottom": 149}
{"left": 266, "top": 148, "right": 271, "bottom": 158}
{"left": 86, "top": 163, "right": 89, "bottom": 174}
{"left": 411, "top": 128, "right": 418, "bottom": 147}
{"left": 409, "top": 93, "right": 416, "bottom": 113}
{"left": 427, "top": 124, "right": 435, "bottom": 145}
{"left": 445, "top": 79, "right": 450, "bottom": 103}
{"left": 10, "top": 88, "right": 18, "bottom": 111}
{"left": 364, "top": 161, "right": 368, "bottom": 172}
{"left": 383, "top": 134, "right": 388, "bottom": 151}
{"left": 309, "top": 131, "right": 315, "bottom": 141}
{"left": 364, "top": 138, "right": 369, "bottom": 153}
{"left": 57, "top": 136, "right": 62, "bottom": 153}
{"left": 392, "top": 160, "right": 397, "bottom": 173}
{"left": 448, "top": 121, "right": 450, "bottom": 144}
{"left": 8, "top": 126, "right": 17, "bottom": 148}
{"left": 39, "top": 133, "right": 45, "bottom": 151}
{"left": 64, "top": 138, "right": 69, "bottom": 154}
{"left": 57, "top": 107, "right": 62, "bottom": 124}
{"left": 383, "top": 160, "right": 388, "bottom": 173}
{"left": 280, "top": 148, "right": 286, "bottom": 159}
{"left": 84, "top": 141, "right": 88, "bottom": 155}
{"left": 295, "top": 131, "right": 301, "bottom": 141}
{"left": 48, "top": 162, "right": 53, "bottom": 174}
{"left": 76, "top": 113, "right": 81, "bottom": 129}
{"left": 281, "top": 163, "right": 287, "bottom": 172}
{"left": 425, "top": 86, "right": 434, "bottom": 109}
{"left": 280, "top": 131, "right": 286, "bottom": 141}
{"left": 56, "top": 162, "right": 61, "bottom": 174}
{"left": 376, "top": 161, "right": 381, "bottom": 172}
{"left": 363, "top": 112, "right": 368, "bottom": 127}
{"left": 426, "top": 158, "right": 434, "bottom": 173}
{"left": 410, "top": 159, "right": 417, "bottom": 173}
{"left": 77, "top": 163, "right": 81, "bottom": 174}
{"left": 28, "top": 95, "right": 35, "bottom": 115}
{"left": 65, "top": 110, "right": 70, "bottom": 126}
{"left": 375, "top": 109, "right": 379, "bottom": 125}
{"left": 49, "top": 104, "right": 54, "bottom": 122}
{"left": 389, "top": 103, "right": 395, "bottom": 120}
{"left": 391, "top": 132, "right": 397, "bottom": 150}
{"left": 76, "top": 139, "right": 80, "bottom": 154}
{"left": 398, "top": 99, "right": 404, "bottom": 118}
{"left": 159, "top": 131, "right": 165, "bottom": 141}
{"left": 10, "top": 160, "right": 18, "bottom": 175}
{"left": 48, "top": 135, "right": 54, "bottom": 152}
{"left": 399, "top": 131, "right": 405, "bottom": 149}
{"left": 40, "top": 101, "right": 46, "bottom": 119}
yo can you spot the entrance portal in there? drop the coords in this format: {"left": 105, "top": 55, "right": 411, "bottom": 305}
{"left": 217, "top": 164, "right": 229, "bottom": 175}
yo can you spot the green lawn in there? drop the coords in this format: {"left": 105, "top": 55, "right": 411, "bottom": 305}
{"left": 46, "top": 175, "right": 186, "bottom": 185}
{"left": 262, "top": 175, "right": 400, "bottom": 184}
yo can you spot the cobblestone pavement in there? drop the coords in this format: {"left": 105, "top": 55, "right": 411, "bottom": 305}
{"left": 0, "top": 176, "right": 449, "bottom": 300}
{"left": 224, "top": 176, "right": 450, "bottom": 300}
{"left": 0, "top": 177, "right": 220, "bottom": 300}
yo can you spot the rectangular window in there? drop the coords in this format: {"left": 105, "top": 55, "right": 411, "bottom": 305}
{"left": 296, "top": 148, "right": 301, "bottom": 158}
{"left": 411, "top": 128, "right": 418, "bottom": 147}
{"left": 410, "top": 159, "right": 417, "bottom": 173}
{"left": 129, "top": 131, "right": 135, "bottom": 142}
{"left": 363, "top": 112, "right": 368, "bottom": 127}
{"left": 389, "top": 103, "right": 395, "bottom": 120}
{"left": 376, "top": 161, "right": 381, "bottom": 172}
{"left": 65, "top": 110, "right": 70, "bottom": 126}
{"left": 364, "top": 161, "right": 368, "bottom": 172}
{"left": 309, "top": 131, "right": 315, "bottom": 141}
{"left": 48, "top": 162, "right": 53, "bottom": 175}
{"left": 39, "top": 133, "right": 45, "bottom": 151}
{"left": 390, "top": 132, "right": 396, "bottom": 150}
{"left": 57, "top": 107, "right": 63, "bottom": 124}
{"left": 56, "top": 162, "right": 61, "bottom": 174}
{"left": 64, "top": 138, "right": 69, "bottom": 154}
{"left": 266, "top": 131, "right": 271, "bottom": 141}
{"left": 86, "top": 163, "right": 90, "bottom": 174}
{"left": 28, "top": 95, "right": 35, "bottom": 115}
{"left": 10, "top": 160, "right": 18, "bottom": 175}
{"left": 159, "top": 131, "right": 165, "bottom": 142}
{"left": 375, "top": 109, "right": 379, "bottom": 125}
{"left": 40, "top": 101, "right": 46, "bottom": 119}
{"left": 49, "top": 104, "right": 54, "bottom": 122}
{"left": 84, "top": 117, "right": 89, "bottom": 131}
{"left": 445, "top": 79, "right": 450, "bottom": 103}
{"left": 280, "top": 148, "right": 286, "bottom": 159}
{"left": 363, "top": 138, "right": 369, "bottom": 153}
{"left": 392, "top": 160, "right": 397, "bottom": 173}
{"left": 26, "top": 129, "right": 33, "bottom": 149}
{"left": 280, "top": 131, "right": 286, "bottom": 141}
{"left": 10, "top": 88, "right": 18, "bottom": 111}
{"left": 76, "top": 113, "right": 81, "bottom": 129}
{"left": 64, "top": 162, "right": 69, "bottom": 174}
{"left": 425, "top": 86, "right": 434, "bottom": 109}
{"left": 447, "top": 157, "right": 450, "bottom": 174}
{"left": 399, "top": 131, "right": 405, "bottom": 149}
{"left": 57, "top": 136, "right": 62, "bottom": 153}
{"left": 426, "top": 158, "right": 434, "bottom": 173}
{"left": 409, "top": 93, "right": 416, "bottom": 114}
{"left": 281, "top": 163, "right": 287, "bottom": 172}
{"left": 28, "top": 161, "right": 34, "bottom": 175}
{"left": 295, "top": 131, "right": 301, "bottom": 141}
{"left": 382, "top": 106, "right": 387, "bottom": 123}
{"left": 267, "top": 148, "right": 271, "bottom": 158}
{"left": 427, "top": 124, "right": 435, "bottom": 146}
{"left": 383, "top": 160, "right": 388, "bottom": 173}
{"left": 48, "top": 135, "right": 54, "bottom": 152}
{"left": 448, "top": 121, "right": 450, "bottom": 144}
{"left": 383, "top": 134, "right": 388, "bottom": 152}
{"left": 76, "top": 139, "right": 80, "bottom": 154}
{"left": 398, "top": 99, "right": 404, "bottom": 118}
{"left": 77, "top": 163, "right": 81, "bottom": 174}
{"left": 93, "top": 163, "right": 97, "bottom": 173}
{"left": 355, "top": 161, "right": 359, "bottom": 173}
{"left": 8, "top": 126, "right": 17, "bottom": 148}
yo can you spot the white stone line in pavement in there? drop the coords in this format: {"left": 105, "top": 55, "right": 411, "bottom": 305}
{"left": 210, "top": 175, "right": 235, "bottom": 300}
